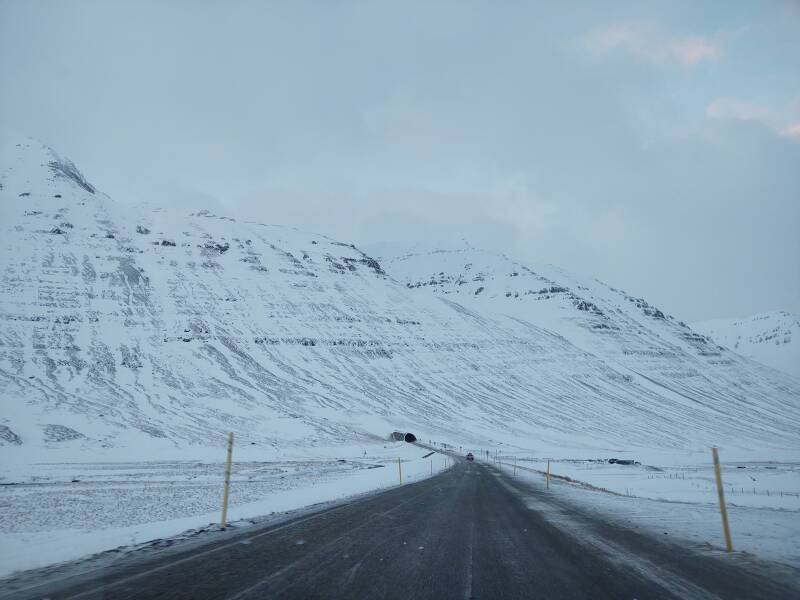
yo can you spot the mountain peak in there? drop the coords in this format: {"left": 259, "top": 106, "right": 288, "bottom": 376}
{"left": 1, "top": 135, "right": 97, "bottom": 199}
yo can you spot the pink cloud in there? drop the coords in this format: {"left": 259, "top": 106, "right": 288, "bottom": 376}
{"left": 585, "top": 22, "right": 721, "bottom": 67}
{"left": 706, "top": 98, "right": 770, "bottom": 121}
{"left": 669, "top": 36, "right": 721, "bottom": 66}
{"left": 779, "top": 123, "right": 800, "bottom": 139}
{"left": 706, "top": 98, "right": 800, "bottom": 142}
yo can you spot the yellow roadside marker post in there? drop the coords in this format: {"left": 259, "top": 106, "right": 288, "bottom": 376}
{"left": 398, "top": 457, "right": 403, "bottom": 484}
{"left": 712, "top": 447, "right": 733, "bottom": 552}
{"left": 220, "top": 432, "right": 234, "bottom": 529}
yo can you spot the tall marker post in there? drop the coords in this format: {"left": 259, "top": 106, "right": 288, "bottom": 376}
{"left": 712, "top": 447, "right": 733, "bottom": 552}
{"left": 546, "top": 459, "right": 551, "bottom": 489}
{"left": 220, "top": 431, "right": 234, "bottom": 529}
{"left": 398, "top": 457, "right": 403, "bottom": 485}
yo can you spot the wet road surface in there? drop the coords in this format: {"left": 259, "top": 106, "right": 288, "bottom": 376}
{"left": 6, "top": 460, "right": 799, "bottom": 599}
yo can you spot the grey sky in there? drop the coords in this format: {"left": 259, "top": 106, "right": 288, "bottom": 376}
{"left": 2, "top": 0, "right": 798, "bottom": 321}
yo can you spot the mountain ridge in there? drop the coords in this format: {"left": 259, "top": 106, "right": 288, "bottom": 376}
{"left": 1, "top": 136, "right": 798, "bottom": 461}
{"left": 692, "top": 311, "right": 799, "bottom": 379}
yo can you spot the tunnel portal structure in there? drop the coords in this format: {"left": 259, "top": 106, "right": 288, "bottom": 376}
{"left": 390, "top": 431, "right": 417, "bottom": 443}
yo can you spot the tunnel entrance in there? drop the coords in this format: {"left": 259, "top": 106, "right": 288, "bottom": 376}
{"left": 389, "top": 431, "right": 418, "bottom": 443}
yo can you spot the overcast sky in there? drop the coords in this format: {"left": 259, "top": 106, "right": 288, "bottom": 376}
{"left": 1, "top": 0, "right": 798, "bottom": 321}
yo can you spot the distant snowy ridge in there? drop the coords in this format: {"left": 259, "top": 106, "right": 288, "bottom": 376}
{"left": 371, "top": 244, "right": 800, "bottom": 451}
{"left": 692, "top": 312, "right": 799, "bottom": 379}
{"left": 1, "top": 136, "right": 799, "bottom": 461}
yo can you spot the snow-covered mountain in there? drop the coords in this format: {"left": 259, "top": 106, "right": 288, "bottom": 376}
{"left": 372, "top": 243, "right": 800, "bottom": 447}
{"left": 692, "top": 312, "right": 799, "bottom": 380}
{"left": 1, "top": 138, "right": 799, "bottom": 460}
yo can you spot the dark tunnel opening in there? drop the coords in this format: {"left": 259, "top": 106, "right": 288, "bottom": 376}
{"left": 404, "top": 432, "right": 417, "bottom": 443}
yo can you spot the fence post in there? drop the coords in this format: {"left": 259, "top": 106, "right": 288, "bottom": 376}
{"left": 398, "top": 457, "right": 403, "bottom": 485}
{"left": 220, "top": 432, "right": 234, "bottom": 529}
{"left": 711, "top": 447, "right": 733, "bottom": 552}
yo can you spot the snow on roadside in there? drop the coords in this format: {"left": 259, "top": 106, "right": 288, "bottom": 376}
{"left": 505, "top": 457, "right": 800, "bottom": 510}
{"left": 491, "top": 459, "right": 800, "bottom": 567}
{"left": 0, "top": 442, "right": 446, "bottom": 578}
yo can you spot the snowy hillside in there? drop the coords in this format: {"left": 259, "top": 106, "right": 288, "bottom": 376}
{"left": 1, "top": 138, "right": 799, "bottom": 463}
{"left": 372, "top": 243, "right": 800, "bottom": 452}
{"left": 371, "top": 242, "right": 730, "bottom": 369}
{"left": 692, "top": 312, "right": 799, "bottom": 379}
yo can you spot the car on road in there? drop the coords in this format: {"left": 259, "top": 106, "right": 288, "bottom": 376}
{"left": 466, "top": 452, "right": 474, "bottom": 461}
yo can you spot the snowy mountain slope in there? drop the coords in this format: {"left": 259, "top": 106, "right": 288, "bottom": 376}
{"left": 692, "top": 312, "right": 799, "bottom": 379}
{"left": 1, "top": 138, "right": 799, "bottom": 461}
{"left": 372, "top": 243, "right": 800, "bottom": 444}
{"left": 369, "top": 242, "right": 717, "bottom": 367}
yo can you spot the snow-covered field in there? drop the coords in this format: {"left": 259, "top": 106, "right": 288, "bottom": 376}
{"left": 619, "top": 461, "right": 792, "bottom": 508}
{"left": 491, "top": 455, "right": 800, "bottom": 566}
{"left": 0, "top": 441, "right": 447, "bottom": 577}
{"left": 499, "top": 455, "right": 800, "bottom": 509}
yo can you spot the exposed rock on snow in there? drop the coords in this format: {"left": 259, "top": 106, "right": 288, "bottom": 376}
{"left": 693, "top": 311, "right": 799, "bottom": 379}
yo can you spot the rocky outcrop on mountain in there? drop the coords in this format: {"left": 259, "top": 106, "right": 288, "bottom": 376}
{"left": 693, "top": 312, "right": 799, "bottom": 379}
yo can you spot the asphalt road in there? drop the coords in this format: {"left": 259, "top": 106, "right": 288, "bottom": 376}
{"left": 8, "top": 460, "right": 799, "bottom": 599}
